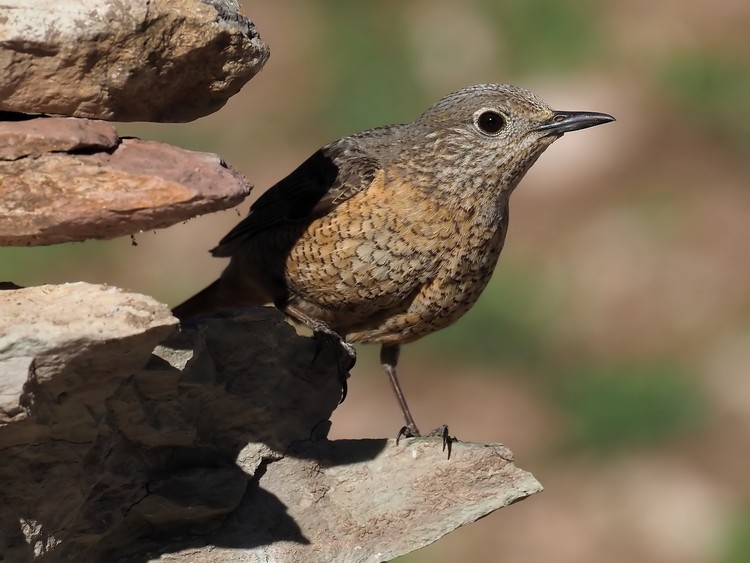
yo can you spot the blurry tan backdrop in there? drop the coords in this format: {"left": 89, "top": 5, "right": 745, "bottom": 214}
{"left": 3, "top": 1, "right": 749, "bottom": 561}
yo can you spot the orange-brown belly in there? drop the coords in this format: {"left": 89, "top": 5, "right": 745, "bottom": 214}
{"left": 283, "top": 171, "right": 509, "bottom": 343}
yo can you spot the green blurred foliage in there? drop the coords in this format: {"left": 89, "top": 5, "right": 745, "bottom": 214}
{"left": 553, "top": 363, "right": 708, "bottom": 455}
{"left": 313, "top": 0, "right": 600, "bottom": 136}
{"left": 660, "top": 50, "right": 750, "bottom": 150}
{"left": 721, "top": 508, "right": 750, "bottom": 563}
{"left": 0, "top": 241, "right": 118, "bottom": 285}
{"left": 474, "top": 0, "right": 600, "bottom": 73}
{"left": 316, "top": 1, "right": 425, "bottom": 136}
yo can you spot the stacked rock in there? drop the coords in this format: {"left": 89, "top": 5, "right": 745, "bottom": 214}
{"left": 0, "top": 0, "right": 268, "bottom": 246}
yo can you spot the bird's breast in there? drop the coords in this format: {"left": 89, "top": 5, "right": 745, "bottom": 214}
{"left": 283, "top": 167, "right": 509, "bottom": 339}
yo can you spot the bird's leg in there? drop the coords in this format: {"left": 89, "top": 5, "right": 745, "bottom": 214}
{"left": 381, "top": 345, "right": 455, "bottom": 457}
{"left": 380, "top": 344, "right": 422, "bottom": 438}
{"left": 284, "top": 304, "right": 355, "bottom": 403}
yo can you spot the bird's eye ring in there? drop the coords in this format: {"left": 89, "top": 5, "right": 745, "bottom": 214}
{"left": 476, "top": 110, "right": 506, "bottom": 135}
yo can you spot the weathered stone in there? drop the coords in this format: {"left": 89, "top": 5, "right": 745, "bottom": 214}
{"left": 125, "top": 440, "right": 541, "bottom": 563}
{"left": 0, "top": 128, "right": 252, "bottom": 246}
{"left": 173, "top": 439, "right": 540, "bottom": 563}
{"left": 0, "top": 283, "right": 178, "bottom": 426}
{"left": 0, "top": 117, "right": 119, "bottom": 160}
{"left": 0, "top": 0, "right": 270, "bottom": 122}
{"left": 0, "top": 285, "right": 541, "bottom": 562}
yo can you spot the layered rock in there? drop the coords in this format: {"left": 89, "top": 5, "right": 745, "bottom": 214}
{"left": 0, "top": 118, "right": 251, "bottom": 246}
{"left": 0, "top": 284, "right": 541, "bottom": 561}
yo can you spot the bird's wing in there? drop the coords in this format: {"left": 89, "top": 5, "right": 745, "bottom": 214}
{"left": 211, "top": 138, "right": 382, "bottom": 257}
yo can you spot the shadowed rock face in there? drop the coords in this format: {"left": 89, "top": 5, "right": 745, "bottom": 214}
{"left": 0, "top": 0, "right": 270, "bottom": 122}
{"left": 0, "top": 284, "right": 342, "bottom": 560}
{"left": 0, "top": 283, "right": 540, "bottom": 562}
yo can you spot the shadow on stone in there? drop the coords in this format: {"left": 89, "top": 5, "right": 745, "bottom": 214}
{"left": 1, "top": 286, "right": 538, "bottom": 563}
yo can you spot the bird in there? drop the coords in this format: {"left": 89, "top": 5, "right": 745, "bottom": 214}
{"left": 173, "top": 83, "right": 614, "bottom": 439}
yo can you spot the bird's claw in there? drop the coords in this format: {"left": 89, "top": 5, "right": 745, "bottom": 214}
{"left": 312, "top": 331, "right": 356, "bottom": 404}
{"left": 396, "top": 424, "right": 455, "bottom": 459}
{"left": 335, "top": 340, "right": 356, "bottom": 403}
{"left": 427, "top": 424, "right": 455, "bottom": 459}
{"left": 396, "top": 424, "right": 420, "bottom": 444}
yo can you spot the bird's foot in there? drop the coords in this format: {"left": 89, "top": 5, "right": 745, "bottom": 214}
{"left": 396, "top": 423, "right": 455, "bottom": 459}
{"left": 396, "top": 424, "right": 420, "bottom": 443}
{"left": 428, "top": 424, "right": 455, "bottom": 459}
{"left": 312, "top": 331, "right": 356, "bottom": 404}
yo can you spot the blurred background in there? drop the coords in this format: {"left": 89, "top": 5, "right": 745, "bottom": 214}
{"left": 3, "top": 0, "right": 749, "bottom": 561}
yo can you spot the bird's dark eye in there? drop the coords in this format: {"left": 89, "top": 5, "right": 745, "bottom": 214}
{"left": 476, "top": 111, "right": 505, "bottom": 135}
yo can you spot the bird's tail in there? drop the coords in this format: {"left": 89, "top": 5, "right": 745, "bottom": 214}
{"left": 171, "top": 278, "right": 267, "bottom": 320}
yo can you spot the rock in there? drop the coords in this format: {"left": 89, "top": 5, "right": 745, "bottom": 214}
{"left": 0, "top": 283, "right": 178, "bottom": 425}
{"left": 0, "top": 288, "right": 344, "bottom": 561}
{"left": 0, "top": 117, "right": 119, "bottom": 161}
{"left": 128, "top": 439, "right": 541, "bottom": 563}
{"left": 177, "top": 439, "right": 541, "bottom": 563}
{"left": 0, "top": 0, "right": 269, "bottom": 122}
{"left": 0, "top": 286, "right": 541, "bottom": 561}
{"left": 0, "top": 121, "right": 252, "bottom": 245}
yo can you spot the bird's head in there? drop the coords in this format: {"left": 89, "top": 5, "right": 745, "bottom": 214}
{"left": 411, "top": 83, "right": 614, "bottom": 195}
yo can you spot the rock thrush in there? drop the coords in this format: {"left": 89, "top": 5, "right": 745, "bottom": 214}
{"left": 173, "top": 83, "right": 614, "bottom": 437}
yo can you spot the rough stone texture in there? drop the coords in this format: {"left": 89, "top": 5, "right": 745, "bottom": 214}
{"left": 0, "top": 283, "right": 541, "bottom": 562}
{"left": 0, "top": 118, "right": 252, "bottom": 246}
{"left": 0, "top": 283, "right": 179, "bottom": 425}
{"left": 0, "top": 116, "right": 119, "bottom": 160}
{"left": 0, "top": 0, "right": 270, "bottom": 122}
{"left": 144, "top": 440, "right": 540, "bottom": 563}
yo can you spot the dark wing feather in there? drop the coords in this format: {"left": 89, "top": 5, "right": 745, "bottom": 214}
{"left": 211, "top": 138, "right": 382, "bottom": 257}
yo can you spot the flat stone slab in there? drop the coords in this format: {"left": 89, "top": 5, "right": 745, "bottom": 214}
{"left": 0, "top": 117, "right": 251, "bottom": 246}
{"left": 0, "top": 117, "right": 119, "bottom": 160}
{"left": 0, "top": 0, "right": 269, "bottom": 122}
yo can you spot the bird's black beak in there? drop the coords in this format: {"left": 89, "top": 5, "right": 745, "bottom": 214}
{"left": 534, "top": 110, "right": 615, "bottom": 136}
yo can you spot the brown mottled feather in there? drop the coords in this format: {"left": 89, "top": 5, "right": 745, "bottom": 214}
{"left": 212, "top": 139, "right": 384, "bottom": 258}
